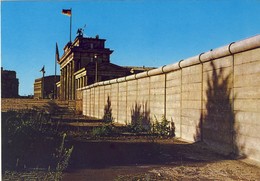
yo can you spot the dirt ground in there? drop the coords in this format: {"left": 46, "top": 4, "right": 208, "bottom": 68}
{"left": 62, "top": 137, "right": 260, "bottom": 181}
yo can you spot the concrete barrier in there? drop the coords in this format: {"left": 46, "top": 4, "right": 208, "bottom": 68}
{"left": 79, "top": 35, "right": 260, "bottom": 162}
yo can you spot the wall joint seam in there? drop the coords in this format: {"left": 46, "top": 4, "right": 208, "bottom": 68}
{"left": 199, "top": 52, "right": 204, "bottom": 141}
{"left": 178, "top": 59, "right": 183, "bottom": 138}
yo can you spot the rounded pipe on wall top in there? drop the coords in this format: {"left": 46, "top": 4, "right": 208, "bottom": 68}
{"left": 162, "top": 62, "right": 180, "bottom": 73}
{"left": 98, "top": 82, "right": 103, "bottom": 86}
{"left": 179, "top": 55, "right": 200, "bottom": 68}
{"left": 94, "top": 82, "right": 99, "bottom": 87}
{"left": 135, "top": 71, "right": 149, "bottom": 79}
{"left": 199, "top": 50, "right": 214, "bottom": 63}
{"left": 125, "top": 74, "right": 136, "bottom": 81}
{"left": 210, "top": 45, "right": 232, "bottom": 59}
{"left": 197, "top": 35, "right": 260, "bottom": 63}
{"left": 147, "top": 66, "right": 164, "bottom": 76}
{"left": 109, "top": 79, "right": 117, "bottom": 84}
{"left": 103, "top": 80, "right": 110, "bottom": 85}
{"left": 117, "top": 77, "right": 125, "bottom": 83}
{"left": 229, "top": 34, "right": 260, "bottom": 54}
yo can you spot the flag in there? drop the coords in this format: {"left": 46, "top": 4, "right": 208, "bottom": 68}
{"left": 56, "top": 43, "right": 60, "bottom": 62}
{"left": 40, "top": 66, "right": 45, "bottom": 73}
{"left": 62, "top": 9, "right": 71, "bottom": 16}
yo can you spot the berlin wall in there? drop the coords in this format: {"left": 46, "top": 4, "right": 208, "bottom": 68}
{"left": 79, "top": 35, "right": 260, "bottom": 162}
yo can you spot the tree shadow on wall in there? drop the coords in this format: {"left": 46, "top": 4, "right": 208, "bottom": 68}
{"left": 130, "top": 102, "right": 151, "bottom": 132}
{"left": 197, "top": 61, "right": 243, "bottom": 157}
{"left": 103, "top": 96, "right": 113, "bottom": 123}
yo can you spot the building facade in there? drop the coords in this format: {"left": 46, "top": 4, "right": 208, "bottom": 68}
{"left": 34, "top": 75, "right": 60, "bottom": 99}
{"left": 1, "top": 67, "right": 19, "bottom": 98}
{"left": 57, "top": 34, "right": 131, "bottom": 100}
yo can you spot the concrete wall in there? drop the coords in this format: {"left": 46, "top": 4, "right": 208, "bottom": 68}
{"left": 79, "top": 35, "right": 260, "bottom": 162}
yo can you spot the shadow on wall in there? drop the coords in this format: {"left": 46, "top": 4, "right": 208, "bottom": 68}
{"left": 103, "top": 96, "right": 113, "bottom": 123}
{"left": 131, "top": 102, "right": 151, "bottom": 132}
{"left": 197, "top": 61, "right": 243, "bottom": 157}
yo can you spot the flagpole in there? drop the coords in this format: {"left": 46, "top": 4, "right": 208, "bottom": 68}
{"left": 70, "top": 8, "right": 72, "bottom": 43}
{"left": 54, "top": 44, "right": 57, "bottom": 99}
{"left": 41, "top": 66, "right": 45, "bottom": 99}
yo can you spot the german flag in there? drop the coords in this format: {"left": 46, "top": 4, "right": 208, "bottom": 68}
{"left": 62, "top": 9, "right": 71, "bottom": 16}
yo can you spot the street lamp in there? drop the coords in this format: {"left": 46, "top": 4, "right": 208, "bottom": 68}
{"left": 94, "top": 54, "right": 98, "bottom": 83}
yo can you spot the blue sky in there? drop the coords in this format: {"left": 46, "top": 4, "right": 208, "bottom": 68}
{"left": 1, "top": 0, "right": 260, "bottom": 96}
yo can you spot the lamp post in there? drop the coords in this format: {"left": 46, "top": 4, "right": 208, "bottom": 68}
{"left": 94, "top": 54, "right": 98, "bottom": 83}
{"left": 42, "top": 71, "right": 45, "bottom": 99}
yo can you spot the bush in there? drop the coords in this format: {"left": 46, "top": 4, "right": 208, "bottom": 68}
{"left": 91, "top": 125, "right": 112, "bottom": 137}
{"left": 152, "top": 115, "right": 172, "bottom": 136}
{"left": 2, "top": 110, "right": 73, "bottom": 180}
{"left": 53, "top": 133, "right": 74, "bottom": 180}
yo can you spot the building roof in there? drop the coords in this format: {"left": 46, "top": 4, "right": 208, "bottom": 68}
{"left": 85, "top": 62, "right": 129, "bottom": 72}
{"left": 34, "top": 75, "right": 60, "bottom": 82}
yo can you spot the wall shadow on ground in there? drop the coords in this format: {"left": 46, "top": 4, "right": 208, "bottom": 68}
{"left": 67, "top": 140, "right": 225, "bottom": 170}
{"left": 197, "top": 61, "right": 243, "bottom": 157}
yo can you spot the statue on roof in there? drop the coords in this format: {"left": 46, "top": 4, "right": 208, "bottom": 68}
{"left": 77, "top": 28, "right": 84, "bottom": 37}
{"left": 77, "top": 24, "right": 86, "bottom": 37}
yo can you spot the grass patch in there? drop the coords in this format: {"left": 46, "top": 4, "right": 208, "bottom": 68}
{"left": 2, "top": 110, "right": 74, "bottom": 180}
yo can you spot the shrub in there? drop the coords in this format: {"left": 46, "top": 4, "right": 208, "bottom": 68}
{"left": 152, "top": 115, "right": 171, "bottom": 136}
{"left": 91, "top": 125, "right": 112, "bottom": 137}
{"left": 2, "top": 110, "right": 73, "bottom": 180}
{"left": 53, "top": 133, "right": 74, "bottom": 181}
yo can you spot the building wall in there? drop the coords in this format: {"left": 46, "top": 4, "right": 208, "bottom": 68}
{"left": 1, "top": 68, "right": 19, "bottom": 98}
{"left": 80, "top": 35, "right": 260, "bottom": 162}
{"left": 33, "top": 76, "right": 60, "bottom": 99}
{"left": 34, "top": 79, "right": 42, "bottom": 99}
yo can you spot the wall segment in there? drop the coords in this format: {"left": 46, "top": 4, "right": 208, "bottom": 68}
{"left": 80, "top": 35, "right": 260, "bottom": 162}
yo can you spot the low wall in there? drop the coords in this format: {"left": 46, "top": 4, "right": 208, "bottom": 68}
{"left": 80, "top": 35, "right": 260, "bottom": 162}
